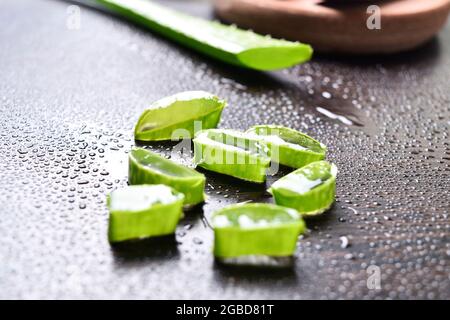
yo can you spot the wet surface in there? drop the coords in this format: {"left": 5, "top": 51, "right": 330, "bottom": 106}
{"left": 0, "top": 0, "right": 449, "bottom": 299}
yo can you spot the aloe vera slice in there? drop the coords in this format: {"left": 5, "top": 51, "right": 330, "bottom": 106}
{"left": 246, "top": 125, "right": 326, "bottom": 168}
{"left": 211, "top": 203, "right": 306, "bottom": 259}
{"left": 269, "top": 161, "right": 337, "bottom": 216}
{"left": 96, "top": 0, "right": 313, "bottom": 71}
{"left": 193, "top": 129, "right": 270, "bottom": 183}
{"left": 129, "top": 148, "right": 206, "bottom": 206}
{"left": 108, "top": 184, "right": 184, "bottom": 242}
{"left": 134, "top": 91, "right": 226, "bottom": 142}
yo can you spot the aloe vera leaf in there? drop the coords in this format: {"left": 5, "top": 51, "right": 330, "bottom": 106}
{"left": 193, "top": 129, "right": 270, "bottom": 183}
{"left": 129, "top": 148, "right": 206, "bottom": 206}
{"left": 108, "top": 184, "right": 184, "bottom": 242}
{"left": 246, "top": 125, "right": 326, "bottom": 168}
{"left": 96, "top": 0, "right": 313, "bottom": 71}
{"left": 211, "top": 203, "right": 306, "bottom": 258}
{"left": 134, "top": 91, "right": 226, "bottom": 142}
{"left": 269, "top": 161, "right": 337, "bottom": 216}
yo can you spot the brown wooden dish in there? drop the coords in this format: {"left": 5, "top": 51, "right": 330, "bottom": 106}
{"left": 213, "top": 0, "right": 450, "bottom": 54}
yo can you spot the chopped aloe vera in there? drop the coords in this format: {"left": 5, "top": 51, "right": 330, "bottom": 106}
{"left": 134, "top": 91, "right": 226, "bottom": 142}
{"left": 129, "top": 148, "right": 206, "bottom": 206}
{"left": 193, "top": 129, "right": 270, "bottom": 183}
{"left": 246, "top": 125, "right": 326, "bottom": 168}
{"left": 108, "top": 184, "right": 184, "bottom": 242}
{"left": 218, "top": 256, "right": 294, "bottom": 268}
{"left": 269, "top": 161, "right": 337, "bottom": 216}
{"left": 96, "top": 0, "right": 313, "bottom": 71}
{"left": 211, "top": 203, "right": 306, "bottom": 259}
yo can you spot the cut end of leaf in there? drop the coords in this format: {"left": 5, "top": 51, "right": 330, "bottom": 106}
{"left": 237, "top": 44, "right": 313, "bottom": 71}
{"left": 129, "top": 148, "right": 206, "bottom": 206}
{"left": 270, "top": 161, "right": 337, "bottom": 216}
{"left": 134, "top": 91, "right": 226, "bottom": 141}
{"left": 212, "top": 203, "right": 306, "bottom": 258}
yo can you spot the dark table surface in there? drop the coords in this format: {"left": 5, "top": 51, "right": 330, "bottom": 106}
{"left": 0, "top": 0, "right": 449, "bottom": 299}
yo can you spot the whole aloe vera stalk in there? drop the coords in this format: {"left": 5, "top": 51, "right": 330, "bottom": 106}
{"left": 96, "top": 0, "right": 313, "bottom": 71}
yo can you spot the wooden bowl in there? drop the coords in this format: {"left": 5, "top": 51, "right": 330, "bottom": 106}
{"left": 213, "top": 0, "right": 450, "bottom": 54}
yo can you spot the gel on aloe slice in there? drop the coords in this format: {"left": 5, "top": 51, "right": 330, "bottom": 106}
{"left": 193, "top": 129, "right": 270, "bottom": 183}
{"left": 96, "top": 0, "right": 313, "bottom": 71}
{"left": 212, "top": 203, "right": 306, "bottom": 261}
{"left": 129, "top": 148, "right": 206, "bottom": 206}
{"left": 246, "top": 125, "right": 326, "bottom": 168}
{"left": 269, "top": 161, "right": 337, "bottom": 216}
{"left": 135, "top": 91, "right": 226, "bottom": 141}
{"left": 108, "top": 184, "right": 184, "bottom": 243}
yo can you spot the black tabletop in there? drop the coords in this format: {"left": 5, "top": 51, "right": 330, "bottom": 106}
{"left": 0, "top": 0, "right": 449, "bottom": 299}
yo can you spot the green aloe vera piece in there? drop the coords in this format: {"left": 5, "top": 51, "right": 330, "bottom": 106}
{"left": 269, "top": 161, "right": 337, "bottom": 216}
{"left": 96, "top": 0, "right": 313, "bottom": 71}
{"left": 129, "top": 148, "right": 206, "bottom": 206}
{"left": 246, "top": 125, "right": 326, "bottom": 168}
{"left": 108, "top": 184, "right": 184, "bottom": 242}
{"left": 135, "top": 91, "right": 226, "bottom": 142}
{"left": 193, "top": 129, "right": 270, "bottom": 183}
{"left": 212, "top": 203, "right": 306, "bottom": 258}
